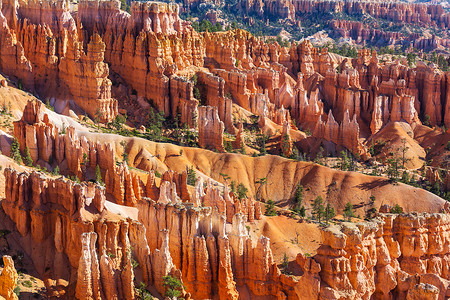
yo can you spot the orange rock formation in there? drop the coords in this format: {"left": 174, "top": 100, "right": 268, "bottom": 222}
{"left": 0, "top": 256, "right": 18, "bottom": 300}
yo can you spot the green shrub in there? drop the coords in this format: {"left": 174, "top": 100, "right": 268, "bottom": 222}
{"left": 390, "top": 204, "right": 404, "bottom": 214}
{"left": 186, "top": 166, "right": 197, "bottom": 186}
{"left": 280, "top": 253, "right": 289, "bottom": 275}
{"left": 343, "top": 202, "right": 355, "bottom": 221}
{"left": 22, "top": 280, "right": 32, "bottom": 288}
{"left": 13, "top": 286, "right": 20, "bottom": 296}
{"left": 163, "top": 275, "right": 185, "bottom": 298}
{"left": 265, "top": 200, "right": 277, "bottom": 216}
{"left": 10, "top": 138, "right": 22, "bottom": 164}
{"left": 135, "top": 282, "right": 152, "bottom": 300}
{"left": 95, "top": 165, "right": 103, "bottom": 185}
{"left": 236, "top": 183, "right": 248, "bottom": 200}
{"left": 23, "top": 146, "right": 33, "bottom": 166}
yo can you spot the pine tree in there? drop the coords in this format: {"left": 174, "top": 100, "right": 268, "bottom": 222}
{"left": 312, "top": 196, "right": 324, "bottom": 223}
{"left": 343, "top": 202, "right": 355, "bottom": 221}
{"left": 280, "top": 253, "right": 289, "bottom": 275}
{"left": 95, "top": 165, "right": 103, "bottom": 184}
{"left": 324, "top": 203, "right": 335, "bottom": 224}
{"left": 52, "top": 166, "right": 60, "bottom": 176}
{"left": 186, "top": 166, "right": 197, "bottom": 186}
{"left": 265, "top": 199, "right": 276, "bottom": 216}
{"left": 299, "top": 206, "right": 306, "bottom": 217}
{"left": 237, "top": 183, "right": 248, "bottom": 201}
{"left": 163, "top": 275, "right": 185, "bottom": 298}
{"left": 23, "top": 146, "right": 33, "bottom": 166}
{"left": 230, "top": 180, "right": 236, "bottom": 196}
{"left": 390, "top": 204, "right": 404, "bottom": 214}
{"left": 292, "top": 182, "right": 305, "bottom": 215}
{"left": 10, "top": 138, "right": 22, "bottom": 164}
{"left": 120, "top": 141, "right": 128, "bottom": 164}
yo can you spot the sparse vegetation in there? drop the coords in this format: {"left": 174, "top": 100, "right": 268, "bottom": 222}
{"left": 21, "top": 280, "right": 32, "bottom": 288}
{"left": 324, "top": 203, "right": 335, "bottom": 224}
{"left": 23, "top": 146, "right": 33, "bottom": 166}
{"left": 95, "top": 165, "right": 103, "bottom": 185}
{"left": 236, "top": 183, "right": 248, "bottom": 201}
{"left": 291, "top": 182, "right": 305, "bottom": 217}
{"left": 390, "top": 204, "right": 404, "bottom": 214}
{"left": 280, "top": 253, "right": 290, "bottom": 275}
{"left": 343, "top": 202, "right": 355, "bottom": 221}
{"left": 163, "top": 275, "right": 185, "bottom": 299}
{"left": 120, "top": 140, "right": 129, "bottom": 164}
{"left": 11, "top": 138, "right": 22, "bottom": 164}
{"left": 135, "top": 282, "right": 153, "bottom": 300}
{"left": 265, "top": 199, "right": 277, "bottom": 216}
{"left": 312, "top": 196, "right": 325, "bottom": 223}
{"left": 186, "top": 166, "right": 197, "bottom": 186}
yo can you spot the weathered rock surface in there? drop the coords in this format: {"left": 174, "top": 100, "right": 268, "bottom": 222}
{"left": 0, "top": 256, "right": 18, "bottom": 300}
{"left": 198, "top": 105, "right": 225, "bottom": 152}
{"left": 297, "top": 213, "right": 450, "bottom": 299}
{"left": 0, "top": 1, "right": 117, "bottom": 122}
{"left": 2, "top": 0, "right": 449, "bottom": 160}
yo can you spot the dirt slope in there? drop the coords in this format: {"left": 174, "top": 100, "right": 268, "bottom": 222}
{"left": 80, "top": 132, "right": 447, "bottom": 214}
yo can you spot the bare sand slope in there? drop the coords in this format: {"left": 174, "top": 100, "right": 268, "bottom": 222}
{"left": 80, "top": 132, "right": 447, "bottom": 214}
{"left": 250, "top": 215, "right": 322, "bottom": 262}
{"left": 369, "top": 122, "right": 426, "bottom": 169}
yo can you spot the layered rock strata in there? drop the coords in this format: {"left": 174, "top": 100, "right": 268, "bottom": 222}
{"left": 0, "top": 1, "right": 117, "bottom": 122}
{"left": 296, "top": 213, "right": 450, "bottom": 299}
{"left": 2, "top": 0, "right": 450, "bottom": 160}
{"left": 239, "top": 0, "right": 450, "bottom": 29}
{"left": 3, "top": 167, "right": 294, "bottom": 299}
{"left": 198, "top": 105, "right": 225, "bottom": 152}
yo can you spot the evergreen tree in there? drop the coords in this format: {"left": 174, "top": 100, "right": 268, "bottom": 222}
{"left": 23, "top": 146, "right": 33, "bottom": 166}
{"left": 147, "top": 109, "right": 165, "bottom": 141}
{"left": 265, "top": 199, "right": 276, "bottom": 216}
{"left": 365, "top": 195, "right": 377, "bottom": 220}
{"left": 120, "top": 141, "right": 128, "bottom": 164}
{"left": 343, "top": 202, "right": 355, "bottom": 221}
{"left": 324, "top": 203, "right": 335, "bottom": 224}
{"left": 10, "top": 138, "right": 22, "bottom": 164}
{"left": 237, "top": 183, "right": 248, "bottom": 201}
{"left": 298, "top": 206, "right": 306, "bottom": 217}
{"left": 186, "top": 166, "right": 197, "bottom": 186}
{"left": 95, "top": 165, "right": 103, "bottom": 184}
{"left": 230, "top": 180, "right": 237, "bottom": 196}
{"left": 280, "top": 253, "right": 289, "bottom": 275}
{"left": 390, "top": 204, "right": 404, "bottom": 214}
{"left": 281, "top": 133, "right": 290, "bottom": 157}
{"left": 52, "top": 166, "right": 60, "bottom": 176}
{"left": 339, "top": 151, "right": 350, "bottom": 171}
{"left": 312, "top": 196, "right": 325, "bottom": 223}
{"left": 292, "top": 182, "right": 306, "bottom": 216}
{"left": 386, "top": 157, "right": 400, "bottom": 181}
{"left": 294, "top": 183, "right": 303, "bottom": 206}
{"left": 163, "top": 275, "right": 185, "bottom": 298}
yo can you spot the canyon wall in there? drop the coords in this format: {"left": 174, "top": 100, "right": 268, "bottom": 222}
{"left": 3, "top": 166, "right": 450, "bottom": 299}
{"left": 0, "top": 0, "right": 117, "bottom": 122}
{"left": 297, "top": 213, "right": 450, "bottom": 299}
{"left": 239, "top": 0, "right": 450, "bottom": 29}
{"left": 0, "top": 0, "right": 449, "bottom": 159}
{"left": 330, "top": 19, "right": 450, "bottom": 50}
{"left": 2, "top": 167, "right": 297, "bottom": 299}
